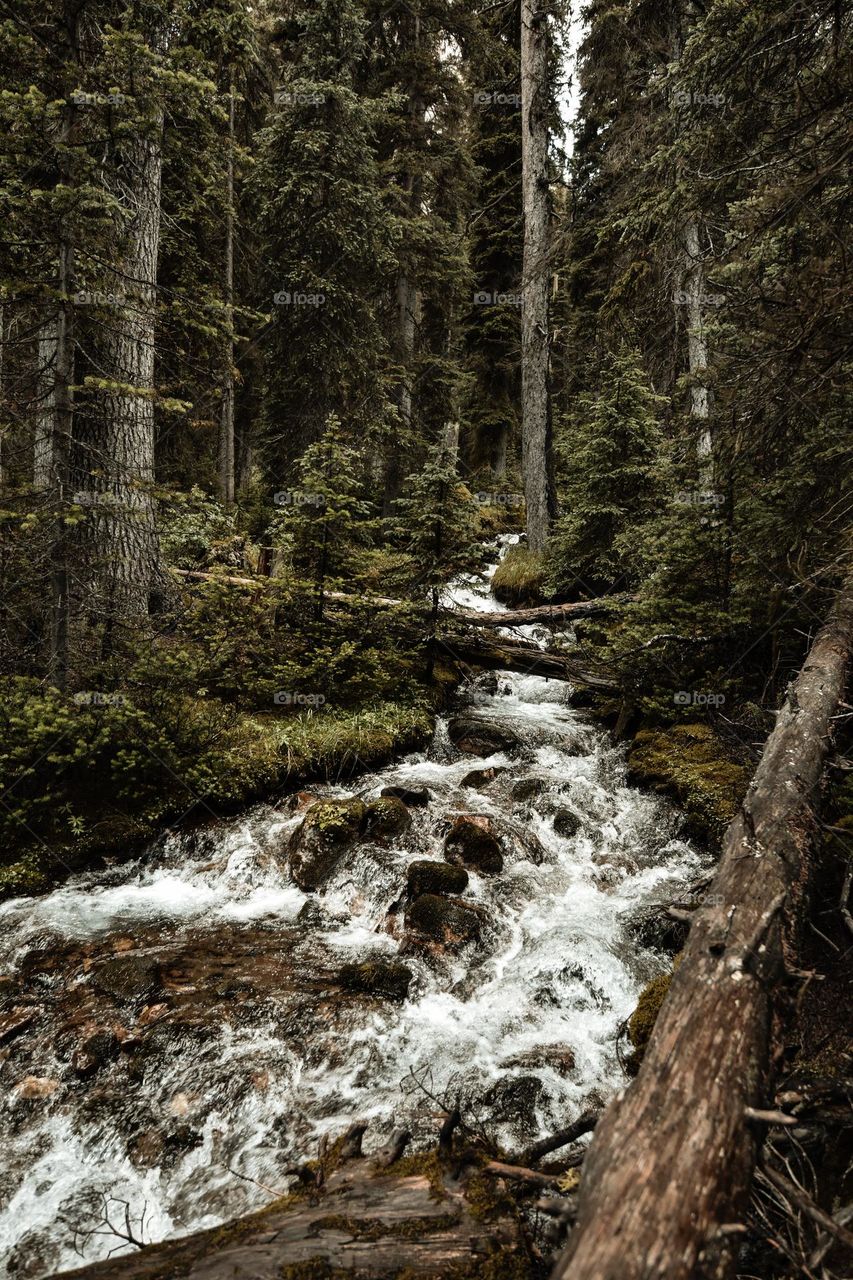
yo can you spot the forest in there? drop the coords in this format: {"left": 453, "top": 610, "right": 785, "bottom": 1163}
{"left": 0, "top": 0, "right": 851, "bottom": 1277}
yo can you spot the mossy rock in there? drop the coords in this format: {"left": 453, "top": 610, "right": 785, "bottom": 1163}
{"left": 491, "top": 545, "right": 544, "bottom": 606}
{"left": 289, "top": 798, "right": 367, "bottom": 891}
{"left": 338, "top": 960, "right": 412, "bottom": 1002}
{"left": 552, "top": 808, "right": 581, "bottom": 839}
{"left": 628, "top": 723, "right": 747, "bottom": 841}
{"left": 626, "top": 960, "right": 681, "bottom": 1074}
{"left": 303, "top": 798, "right": 367, "bottom": 842}
{"left": 405, "top": 894, "right": 483, "bottom": 951}
{"left": 363, "top": 797, "right": 411, "bottom": 842}
{"left": 447, "top": 716, "right": 520, "bottom": 757}
{"left": 0, "top": 854, "right": 49, "bottom": 901}
{"left": 406, "top": 860, "right": 469, "bottom": 899}
{"left": 444, "top": 817, "right": 504, "bottom": 874}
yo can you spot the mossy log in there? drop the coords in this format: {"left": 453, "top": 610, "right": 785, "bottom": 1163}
{"left": 48, "top": 1145, "right": 531, "bottom": 1280}
{"left": 554, "top": 572, "right": 853, "bottom": 1280}
{"left": 441, "top": 634, "right": 617, "bottom": 691}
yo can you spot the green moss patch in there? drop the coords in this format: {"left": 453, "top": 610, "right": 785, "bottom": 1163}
{"left": 491, "top": 546, "right": 544, "bottom": 606}
{"left": 628, "top": 722, "right": 747, "bottom": 841}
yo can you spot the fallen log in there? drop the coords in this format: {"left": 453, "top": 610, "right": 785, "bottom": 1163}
{"left": 441, "top": 633, "right": 618, "bottom": 691}
{"left": 553, "top": 571, "right": 853, "bottom": 1280}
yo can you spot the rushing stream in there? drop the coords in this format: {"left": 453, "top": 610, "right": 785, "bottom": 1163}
{"left": 0, "top": 549, "right": 708, "bottom": 1277}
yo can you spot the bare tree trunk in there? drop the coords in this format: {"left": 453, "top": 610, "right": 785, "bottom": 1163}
{"left": 34, "top": 320, "right": 57, "bottom": 491}
{"left": 81, "top": 117, "right": 163, "bottom": 630}
{"left": 218, "top": 84, "right": 236, "bottom": 506}
{"left": 520, "top": 0, "right": 555, "bottom": 553}
{"left": 553, "top": 571, "right": 853, "bottom": 1280}
{"left": 681, "top": 216, "right": 713, "bottom": 468}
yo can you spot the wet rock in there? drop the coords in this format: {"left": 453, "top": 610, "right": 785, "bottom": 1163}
{"left": 510, "top": 777, "right": 546, "bottom": 803}
{"left": 297, "top": 899, "right": 326, "bottom": 928}
{"left": 94, "top": 955, "right": 161, "bottom": 1004}
{"left": 474, "top": 671, "right": 499, "bottom": 696}
{"left": 363, "top": 796, "right": 411, "bottom": 842}
{"left": 12, "top": 1076, "right": 59, "bottom": 1101}
{"left": 71, "top": 1027, "right": 119, "bottom": 1078}
{"left": 129, "top": 1128, "right": 164, "bottom": 1168}
{"left": 288, "top": 797, "right": 367, "bottom": 891}
{"left": 447, "top": 715, "right": 521, "bottom": 756}
{"left": 338, "top": 959, "right": 413, "bottom": 1002}
{"left": 460, "top": 766, "right": 507, "bottom": 791}
{"left": 0, "top": 1005, "right": 39, "bottom": 1046}
{"left": 285, "top": 790, "right": 319, "bottom": 814}
{"left": 406, "top": 860, "right": 469, "bottom": 899}
{"left": 552, "top": 808, "right": 581, "bottom": 839}
{"left": 444, "top": 815, "right": 504, "bottom": 874}
{"left": 627, "top": 906, "right": 689, "bottom": 956}
{"left": 483, "top": 1074, "right": 545, "bottom": 1136}
{"left": 381, "top": 785, "right": 431, "bottom": 807}
{"left": 404, "top": 894, "right": 483, "bottom": 951}
{"left": 500, "top": 1043, "right": 576, "bottom": 1076}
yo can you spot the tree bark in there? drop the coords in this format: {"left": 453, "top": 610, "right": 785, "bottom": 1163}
{"left": 34, "top": 320, "right": 57, "bottom": 491}
{"left": 520, "top": 0, "right": 555, "bottom": 553}
{"left": 553, "top": 571, "right": 853, "bottom": 1280}
{"left": 218, "top": 83, "right": 236, "bottom": 506}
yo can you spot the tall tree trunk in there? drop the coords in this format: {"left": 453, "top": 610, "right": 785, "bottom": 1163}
{"left": 81, "top": 118, "right": 163, "bottom": 631}
{"left": 34, "top": 320, "right": 57, "bottom": 491}
{"left": 218, "top": 84, "right": 236, "bottom": 506}
{"left": 553, "top": 570, "right": 853, "bottom": 1280}
{"left": 520, "top": 0, "right": 555, "bottom": 553}
{"left": 680, "top": 215, "right": 714, "bottom": 469}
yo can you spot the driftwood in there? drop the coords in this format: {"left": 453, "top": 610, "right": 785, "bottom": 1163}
{"left": 441, "top": 634, "right": 618, "bottom": 691}
{"left": 553, "top": 571, "right": 853, "bottom": 1280}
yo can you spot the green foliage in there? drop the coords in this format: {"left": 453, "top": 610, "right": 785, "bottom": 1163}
{"left": 491, "top": 546, "right": 544, "bottom": 606}
{"left": 159, "top": 486, "right": 236, "bottom": 568}
{"left": 548, "top": 347, "right": 665, "bottom": 595}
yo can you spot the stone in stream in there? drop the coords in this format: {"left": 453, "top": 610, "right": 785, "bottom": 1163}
{"left": 404, "top": 894, "right": 484, "bottom": 951}
{"left": 500, "top": 1043, "right": 576, "bottom": 1076}
{"left": 71, "top": 1027, "right": 119, "bottom": 1078}
{"left": 363, "top": 796, "right": 411, "bottom": 842}
{"left": 338, "top": 959, "right": 413, "bottom": 1002}
{"left": 460, "top": 766, "right": 507, "bottom": 790}
{"left": 0, "top": 1005, "right": 39, "bottom": 1047}
{"left": 94, "top": 955, "right": 161, "bottom": 1004}
{"left": 443, "top": 815, "right": 504, "bottom": 874}
{"left": 510, "top": 776, "right": 546, "bottom": 804}
{"left": 552, "top": 807, "right": 581, "bottom": 839}
{"left": 447, "top": 715, "right": 522, "bottom": 756}
{"left": 406, "top": 860, "right": 468, "bottom": 899}
{"left": 483, "top": 1074, "right": 546, "bottom": 1138}
{"left": 287, "top": 797, "right": 367, "bottom": 891}
{"left": 381, "top": 784, "right": 431, "bottom": 807}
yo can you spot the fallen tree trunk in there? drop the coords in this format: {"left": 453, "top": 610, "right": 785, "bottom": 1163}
{"left": 442, "top": 633, "right": 618, "bottom": 691}
{"left": 554, "top": 571, "right": 853, "bottom": 1280}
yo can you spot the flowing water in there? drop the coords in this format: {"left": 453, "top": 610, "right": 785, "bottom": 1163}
{"left": 0, "top": 553, "right": 708, "bottom": 1277}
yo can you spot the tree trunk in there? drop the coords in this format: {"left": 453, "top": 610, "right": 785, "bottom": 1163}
{"left": 680, "top": 215, "right": 713, "bottom": 468}
{"left": 520, "top": 0, "right": 555, "bottom": 553}
{"left": 80, "top": 118, "right": 163, "bottom": 629}
{"left": 553, "top": 571, "right": 853, "bottom": 1280}
{"left": 218, "top": 83, "right": 236, "bottom": 506}
{"left": 34, "top": 320, "right": 57, "bottom": 491}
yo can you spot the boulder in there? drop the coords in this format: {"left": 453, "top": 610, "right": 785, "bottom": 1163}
{"left": 500, "top": 1043, "right": 576, "bottom": 1076}
{"left": 338, "top": 960, "right": 413, "bottom": 1002}
{"left": 381, "top": 785, "right": 431, "bottom": 807}
{"left": 363, "top": 796, "right": 411, "bottom": 842}
{"left": 95, "top": 955, "right": 161, "bottom": 1004}
{"left": 444, "top": 815, "right": 504, "bottom": 874}
{"left": 288, "top": 798, "right": 367, "bottom": 891}
{"left": 447, "top": 715, "right": 521, "bottom": 756}
{"left": 553, "top": 808, "right": 581, "bottom": 839}
{"left": 404, "top": 895, "right": 483, "bottom": 951}
{"left": 71, "top": 1027, "right": 119, "bottom": 1078}
{"left": 406, "top": 860, "right": 469, "bottom": 899}
{"left": 483, "top": 1074, "right": 545, "bottom": 1137}
{"left": 460, "top": 766, "right": 507, "bottom": 791}
{"left": 510, "top": 777, "right": 546, "bottom": 804}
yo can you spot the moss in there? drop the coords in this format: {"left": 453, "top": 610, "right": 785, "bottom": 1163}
{"left": 405, "top": 894, "right": 482, "bottom": 948}
{"left": 310, "top": 1212, "right": 460, "bottom": 1241}
{"left": 0, "top": 854, "right": 49, "bottom": 901}
{"left": 628, "top": 722, "right": 747, "bottom": 841}
{"left": 363, "top": 796, "right": 411, "bottom": 840}
{"left": 491, "top": 546, "right": 544, "bottom": 606}
{"left": 303, "top": 797, "right": 367, "bottom": 842}
{"left": 338, "top": 960, "right": 413, "bottom": 1001}
{"left": 626, "top": 960, "right": 683, "bottom": 1073}
{"left": 476, "top": 503, "right": 524, "bottom": 537}
{"left": 378, "top": 1150, "right": 447, "bottom": 1200}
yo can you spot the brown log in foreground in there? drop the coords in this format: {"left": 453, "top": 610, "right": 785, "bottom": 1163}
{"left": 554, "top": 572, "right": 853, "bottom": 1280}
